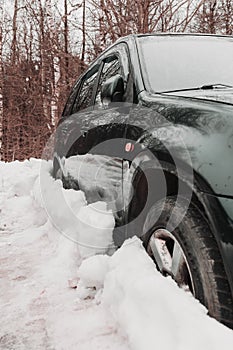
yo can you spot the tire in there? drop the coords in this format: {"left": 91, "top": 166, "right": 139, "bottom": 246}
{"left": 142, "top": 196, "right": 233, "bottom": 329}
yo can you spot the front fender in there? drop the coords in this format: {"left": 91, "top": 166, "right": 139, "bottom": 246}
{"left": 136, "top": 123, "right": 233, "bottom": 197}
{"left": 124, "top": 152, "right": 233, "bottom": 298}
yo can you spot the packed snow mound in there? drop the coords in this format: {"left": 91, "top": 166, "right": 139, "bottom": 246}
{"left": 64, "top": 154, "right": 123, "bottom": 204}
{"left": 0, "top": 159, "right": 233, "bottom": 350}
{"left": 37, "top": 159, "right": 116, "bottom": 257}
{"left": 0, "top": 159, "right": 126, "bottom": 350}
{"left": 79, "top": 237, "right": 233, "bottom": 350}
{"left": 77, "top": 255, "right": 111, "bottom": 300}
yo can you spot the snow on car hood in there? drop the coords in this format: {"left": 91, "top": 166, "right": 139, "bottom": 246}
{"left": 168, "top": 88, "right": 233, "bottom": 105}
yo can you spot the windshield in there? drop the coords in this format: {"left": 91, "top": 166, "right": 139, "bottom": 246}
{"left": 138, "top": 35, "right": 233, "bottom": 93}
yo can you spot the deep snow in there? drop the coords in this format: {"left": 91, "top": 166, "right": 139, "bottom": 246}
{"left": 0, "top": 159, "right": 233, "bottom": 350}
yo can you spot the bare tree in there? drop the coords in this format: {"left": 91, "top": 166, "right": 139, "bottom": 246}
{"left": 87, "top": 0, "right": 205, "bottom": 56}
{"left": 11, "top": 0, "right": 19, "bottom": 63}
{"left": 0, "top": 1, "right": 3, "bottom": 160}
{"left": 1, "top": 0, "right": 233, "bottom": 161}
{"left": 193, "top": 0, "right": 233, "bottom": 34}
{"left": 64, "top": 0, "right": 70, "bottom": 87}
{"left": 220, "top": 0, "right": 233, "bottom": 34}
{"left": 80, "top": 0, "right": 86, "bottom": 72}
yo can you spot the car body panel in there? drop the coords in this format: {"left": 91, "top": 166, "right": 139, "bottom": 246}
{"left": 124, "top": 91, "right": 233, "bottom": 197}
{"left": 201, "top": 193, "right": 233, "bottom": 298}
{"left": 54, "top": 33, "right": 233, "bottom": 301}
{"left": 167, "top": 88, "right": 233, "bottom": 105}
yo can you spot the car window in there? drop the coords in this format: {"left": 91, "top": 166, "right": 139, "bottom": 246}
{"left": 95, "top": 56, "right": 122, "bottom": 107}
{"left": 62, "top": 80, "right": 80, "bottom": 117}
{"left": 72, "top": 65, "right": 99, "bottom": 113}
{"left": 138, "top": 35, "right": 233, "bottom": 93}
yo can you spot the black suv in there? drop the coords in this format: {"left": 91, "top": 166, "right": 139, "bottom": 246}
{"left": 53, "top": 34, "right": 233, "bottom": 328}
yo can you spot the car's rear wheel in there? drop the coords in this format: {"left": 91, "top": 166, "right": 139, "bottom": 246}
{"left": 142, "top": 196, "right": 233, "bottom": 329}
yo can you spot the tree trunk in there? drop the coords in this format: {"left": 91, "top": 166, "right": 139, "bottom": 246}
{"left": 11, "top": 0, "right": 18, "bottom": 64}
{"left": 39, "top": 0, "right": 51, "bottom": 122}
{"left": 80, "top": 0, "right": 86, "bottom": 74}
{"left": 0, "top": 23, "right": 3, "bottom": 160}
{"left": 64, "top": 0, "right": 69, "bottom": 88}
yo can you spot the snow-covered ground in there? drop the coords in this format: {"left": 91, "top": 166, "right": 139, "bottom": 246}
{"left": 0, "top": 159, "right": 233, "bottom": 350}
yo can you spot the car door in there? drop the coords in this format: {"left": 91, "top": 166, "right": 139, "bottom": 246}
{"left": 53, "top": 62, "right": 100, "bottom": 163}
{"left": 78, "top": 45, "right": 133, "bottom": 220}
{"left": 87, "top": 49, "right": 130, "bottom": 155}
{"left": 55, "top": 43, "right": 133, "bottom": 223}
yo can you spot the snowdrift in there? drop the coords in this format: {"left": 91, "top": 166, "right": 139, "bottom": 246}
{"left": 0, "top": 159, "right": 232, "bottom": 350}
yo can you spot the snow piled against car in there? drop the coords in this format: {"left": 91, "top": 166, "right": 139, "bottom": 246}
{"left": 0, "top": 159, "right": 233, "bottom": 350}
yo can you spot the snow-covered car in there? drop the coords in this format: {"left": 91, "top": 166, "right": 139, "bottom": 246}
{"left": 53, "top": 33, "right": 233, "bottom": 328}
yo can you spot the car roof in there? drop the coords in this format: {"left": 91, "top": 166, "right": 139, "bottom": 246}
{"left": 115, "top": 32, "right": 233, "bottom": 43}
{"left": 78, "top": 32, "right": 233, "bottom": 82}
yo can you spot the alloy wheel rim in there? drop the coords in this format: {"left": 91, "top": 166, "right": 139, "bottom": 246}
{"left": 147, "top": 228, "right": 195, "bottom": 295}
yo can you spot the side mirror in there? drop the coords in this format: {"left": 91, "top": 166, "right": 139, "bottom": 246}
{"left": 101, "top": 74, "right": 125, "bottom": 104}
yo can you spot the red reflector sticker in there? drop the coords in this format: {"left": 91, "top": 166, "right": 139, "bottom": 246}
{"left": 125, "top": 143, "right": 134, "bottom": 152}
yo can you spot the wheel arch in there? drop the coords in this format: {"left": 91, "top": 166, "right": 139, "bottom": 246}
{"left": 125, "top": 155, "right": 220, "bottom": 242}
{"left": 126, "top": 156, "right": 209, "bottom": 221}
{"left": 125, "top": 155, "right": 233, "bottom": 300}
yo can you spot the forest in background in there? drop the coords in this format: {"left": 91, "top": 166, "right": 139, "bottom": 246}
{"left": 0, "top": 0, "right": 232, "bottom": 161}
